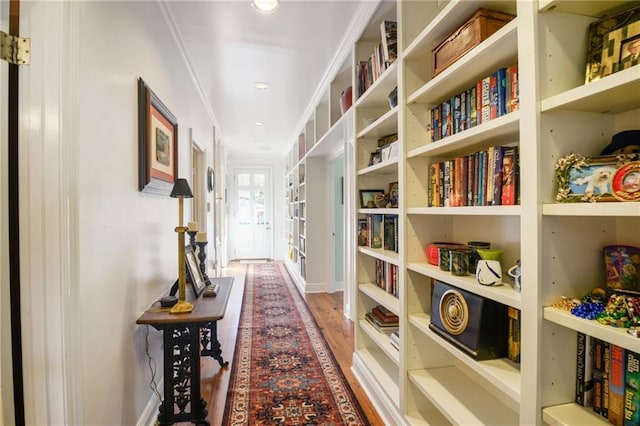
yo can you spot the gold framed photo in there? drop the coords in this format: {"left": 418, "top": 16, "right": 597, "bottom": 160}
{"left": 585, "top": 5, "right": 640, "bottom": 83}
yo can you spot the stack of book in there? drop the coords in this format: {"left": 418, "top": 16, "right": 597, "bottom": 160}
{"left": 365, "top": 305, "right": 399, "bottom": 334}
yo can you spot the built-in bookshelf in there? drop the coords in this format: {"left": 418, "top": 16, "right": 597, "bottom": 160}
{"left": 346, "top": 0, "right": 640, "bottom": 425}
{"left": 284, "top": 47, "right": 358, "bottom": 293}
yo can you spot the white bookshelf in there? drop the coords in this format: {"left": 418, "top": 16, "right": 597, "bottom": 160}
{"left": 348, "top": 0, "right": 640, "bottom": 424}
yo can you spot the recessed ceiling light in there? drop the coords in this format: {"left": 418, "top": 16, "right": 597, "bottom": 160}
{"left": 254, "top": 139, "right": 264, "bottom": 145}
{"left": 253, "top": 82, "right": 270, "bottom": 90}
{"left": 255, "top": 122, "right": 264, "bottom": 126}
{"left": 252, "top": 0, "right": 279, "bottom": 14}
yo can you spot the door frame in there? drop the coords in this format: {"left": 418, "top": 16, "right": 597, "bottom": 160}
{"left": 229, "top": 166, "right": 273, "bottom": 260}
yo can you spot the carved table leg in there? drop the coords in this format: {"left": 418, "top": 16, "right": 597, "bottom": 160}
{"left": 157, "top": 323, "right": 209, "bottom": 425}
{"left": 200, "top": 321, "right": 228, "bottom": 367}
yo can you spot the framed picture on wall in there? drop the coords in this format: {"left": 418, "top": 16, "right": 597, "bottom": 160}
{"left": 138, "top": 77, "right": 178, "bottom": 195}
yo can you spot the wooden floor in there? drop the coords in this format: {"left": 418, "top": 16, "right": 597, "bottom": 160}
{"left": 195, "top": 263, "right": 384, "bottom": 426}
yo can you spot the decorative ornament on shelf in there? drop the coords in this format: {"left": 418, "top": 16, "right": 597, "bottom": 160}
{"left": 475, "top": 248, "right": 504, "bottom": 286}
{"left": 169, "top": 178, "right": 194, "bottom": 314}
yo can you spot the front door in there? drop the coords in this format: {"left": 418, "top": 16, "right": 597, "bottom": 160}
{"left": 232, "top": 168, "right": 272, "bottom": 259}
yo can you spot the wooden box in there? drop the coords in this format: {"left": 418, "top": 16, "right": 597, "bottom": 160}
{"left": 432, "top": 8, "right": 515, "bottom": 76}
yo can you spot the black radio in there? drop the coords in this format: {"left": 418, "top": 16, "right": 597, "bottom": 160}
{"left": 429, "top": 281, "right": 508, "bottom": 360}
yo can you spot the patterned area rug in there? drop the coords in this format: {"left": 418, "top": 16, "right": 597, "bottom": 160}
{"left": 223, "top": 261, "right": 370, "bottom": 425}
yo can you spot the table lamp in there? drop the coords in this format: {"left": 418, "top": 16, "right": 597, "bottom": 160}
{"left": 170, "top": 178, "right": 194, "bottom": 314}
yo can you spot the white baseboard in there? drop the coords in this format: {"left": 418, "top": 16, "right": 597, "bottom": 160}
{"left": 136, "top": 379, "right": 163, "bottom": 426}
{"left": 351, "top": 355, "right": 406, "bottom": 426}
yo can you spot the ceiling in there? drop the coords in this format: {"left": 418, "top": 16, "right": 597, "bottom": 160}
{"left": 166, "top": 0, "right": 368, "bottom": 157}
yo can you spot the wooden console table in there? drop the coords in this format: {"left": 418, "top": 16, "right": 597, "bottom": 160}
{"left": 137, "top": 276, "right": 234, "bottom": 426}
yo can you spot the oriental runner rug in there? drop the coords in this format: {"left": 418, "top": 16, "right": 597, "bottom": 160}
{"left": 222, "top": 261, "right": 370, "bottom": 425}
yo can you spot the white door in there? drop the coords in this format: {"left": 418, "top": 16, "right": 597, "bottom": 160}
{"left": 233, "top": 168, "right": 272, "bottom": 259}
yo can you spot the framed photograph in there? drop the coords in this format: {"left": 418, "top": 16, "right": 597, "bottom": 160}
{"left": 555, "top": 153, "right": 640, "bottom": 202}
{"left": 359, "top": 189, "right": 385, "bottom": 208}
{"left": 388, "top": 181, "right": 399, "bottom": 207}
{"left": 585, "top": 5, "right": 640, "bottom": 83}
{"left": 358, "top": 218, "right": 368, "bottom": 246}
{"left": 138, "top": 77, "right": 178, "bottom": 195}
{"left": 380, "top": 144, "right": 392, "bottom": 161}
{"left": 185, "top": 245, "right": 207, "bottom": 297}
{"left": 368, "top": 151, "right": 382, "bottom": 166}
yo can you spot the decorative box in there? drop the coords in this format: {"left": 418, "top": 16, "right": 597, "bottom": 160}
{"left": 432, "top": 8, "right": 515, "bottom": 77}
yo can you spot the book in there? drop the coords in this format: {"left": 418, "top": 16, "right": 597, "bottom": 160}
{"left": 492, "top": 146, "right": 506, "bottom": 205}
{"left": 496, "top": 67, "right": 507, "bottom": 117}
{"left": 372, "top": 305, "right": 399, "bottom": 324}
{"left": 593, "top": 338, "right": 608, "bottom": 416}
{"left": 480, "top": 76, "right": 491, "bottom": 124}
{"left": 507, "top": 307, "right": 521, "bottom": 363}
{"left": 575, "top": 332, "right": 594, "bottom": 407}
{"left": 624, "top": 350, "right": 640, "bottom": 426}
{"left": 486, "top": 146, "right": 495, "bottom": 205}
{"left": 501, "top": 146, "right": 518, "bottom": 205}
{"left": 380, "top": 20, "right": 397, "bottom": 64}
{"left": 507, "top": 64, "right": 519, "bottom": 112}
{"left": 610, "top": 344, "right": 626, "bottom": 426}
{"left": 605, "top": 341, "right": 612, "bottom": 418}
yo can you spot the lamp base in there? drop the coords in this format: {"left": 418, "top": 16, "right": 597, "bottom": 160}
{"left": 169, "top": 300, "right": 194, "bottom": 314}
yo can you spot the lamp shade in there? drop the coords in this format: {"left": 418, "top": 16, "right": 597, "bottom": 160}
{"left": 170, "top": 178, "right": 193, "bottom": 198}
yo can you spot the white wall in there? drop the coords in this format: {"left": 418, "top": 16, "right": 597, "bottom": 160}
{"left": 17, "top": 1, "right": 218, "bottom": 424}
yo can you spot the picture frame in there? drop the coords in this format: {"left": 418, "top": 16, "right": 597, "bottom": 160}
{"left": 368, "top": 151, "right": 382, "bottom": 166}
{"left": 388, "top": 181, "right": 399, "bottom": 208}
{"left": 359, "top": 189, "right": 385, "bottom": 208}
{"left": 185, "top": 245, "right": 207, "bottom": 297}
{"left": 554, "top": 153, "right": 640, "bottom": 203}
{"left": 585, "top": 5, "right": 640, "bottom": 83}
{"left": 138, "top": 77, "right": 178, "bottom": 195}
{"left": 380, "top": 144, "right": 392, "bottom": 161}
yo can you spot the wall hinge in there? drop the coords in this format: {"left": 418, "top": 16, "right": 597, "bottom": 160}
{"left": 1, "top": 31, "right": 30, "bottom": 65}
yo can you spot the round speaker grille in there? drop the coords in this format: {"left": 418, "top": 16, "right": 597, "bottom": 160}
{"left": 438, "top": 289, "right": 469, "bottom": 335}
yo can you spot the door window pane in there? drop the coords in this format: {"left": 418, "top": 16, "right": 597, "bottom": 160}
{"left": 238, "top": 190, "right": 250, "bottom": 224}
{"left": 254, "top": 173, "right": 266, "bottom": 187}
{"left": 255, "top": 190, "right": 265, "bottom": 224}
{"left": 237, "top": 173, "right": 250, "bottom": 187}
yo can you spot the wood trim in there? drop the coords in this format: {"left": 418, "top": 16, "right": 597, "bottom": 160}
{"left": 8, "top": 0, "right": 25, "bottom": 424}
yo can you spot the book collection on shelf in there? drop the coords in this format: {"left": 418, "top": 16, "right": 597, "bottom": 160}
{"left": 375, "top": 259, "right": 398, "bottom": 298}
{"left": 576, "top": 332, "right": 640, "bottom": 425}
{"left": 356, "top": 20, "right": 397, "bottom": 97}
{"left": 358, "top": 214, "right": 398, "bottom": 252}
{"left": 427, "top": 145, "right": 519, "bottom": 207}
{"left": 428, "top": 64, "right": 519, "bottom": 143}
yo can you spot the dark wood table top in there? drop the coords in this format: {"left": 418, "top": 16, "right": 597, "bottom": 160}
{"left": 136, "top": 276, "right": 234, "bottom": 326}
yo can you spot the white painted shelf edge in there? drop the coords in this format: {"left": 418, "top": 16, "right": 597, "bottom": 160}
{"left": 408, "top": 367, "right": 519, "bottom": 425}
{"left": 358, "top": 319, "right": 400, "bottom": 365}
{"left": 544, "top": 307, "right": 640, "bottom": 353}
{"left": 409, "top": 312, "right": 521, "bottom": 404}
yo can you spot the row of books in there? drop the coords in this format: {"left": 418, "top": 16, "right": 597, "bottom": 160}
{"left": 365, "top": 304, "right": 399, "bottom": 334}
{"left": 575, "top": 333, "right": 639, "bottom": 425}
{"left": 375, "top": 259, "right": 398, "bottom": 297}
{"left": 358, "top": 214, "right": 399, "bottom": 253}
{"left": 427, "top": 145, "right": 519, "bottom": 207}
{"left": 427, "top": 64, "right": 519, "bottom": 143}
{"left": 356, "top": 20, "right": 397, "bottom": 97}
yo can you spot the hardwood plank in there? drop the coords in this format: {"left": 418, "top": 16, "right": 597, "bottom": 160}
{"left": 303, "top": 291, "right": 385, "bottom": 426}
